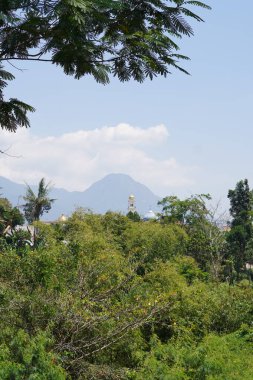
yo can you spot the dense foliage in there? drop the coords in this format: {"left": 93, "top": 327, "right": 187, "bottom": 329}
{"left": 1, "top": 179, "right": 253, "bottom": 379}
{"left": 227, "top": 179, "right": 253, "bottom": 274}
{"left": 0, "top": 0, "right": 210, "bottom": 131}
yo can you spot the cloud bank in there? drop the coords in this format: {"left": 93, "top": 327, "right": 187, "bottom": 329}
{"left": 0, "top": 123, "right": 197, "bottom": 195}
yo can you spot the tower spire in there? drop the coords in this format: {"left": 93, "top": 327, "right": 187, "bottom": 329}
{"left": 128, "top": 194, "right": 136, "bottom": 213}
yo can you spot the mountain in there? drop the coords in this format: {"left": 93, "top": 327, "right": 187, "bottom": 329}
{"left": 0, "top": 176, "right": 25, "bottom": 205}
{"left": 80, "top": 174, "right": 160, "bottom": 215}
{"left": 0, "top": 173, "right": 160, "bottom": 220}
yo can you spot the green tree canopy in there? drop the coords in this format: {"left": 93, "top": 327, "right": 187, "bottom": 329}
{"left": 227, "top": 179, "right": 253, "bottom": 274}
{"left": 1, "top": 200, "right": 253, "bottom": 378}
{"left": 0, "top": 197, "right": 24, "bottom": 234}
{"left": 158, "top": 194, "right": 228, "bottom": 275}
{"left": 158, "top": 194, "right": 211, "bottom": 226}
{"left": 127, "top": 210, "right": 141, "bottom": 222}
{"left": 228, "top": 179, "right": 253, "bottom": 227}
{"left": 0, "top": 0, "right": 210, "bottom": 131}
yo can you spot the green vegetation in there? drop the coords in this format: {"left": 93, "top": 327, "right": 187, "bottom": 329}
{"left": 1, "top": 179, "right": 253, "bottom": 379}
{"left": 0, "top": 0, "right": 210, "bottom": 131}
{"left": 227, "top": 179, "right": 253, "bottom": 274}
{"left": 22, "top": 178, "right": 55, "bottom": 223}
{"left": 0, "top": 197, "right": 24, "bottom": 234}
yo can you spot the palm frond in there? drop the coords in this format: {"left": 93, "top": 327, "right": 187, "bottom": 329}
{"left": 185, "top": 1, "right": 211, "bottom": 10}
{"left": 23, "top": 178, "right": 56, "bottom": 223}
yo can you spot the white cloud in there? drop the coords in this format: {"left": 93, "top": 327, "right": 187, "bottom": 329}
{"left": 0, "top": 123, "right": 197, "bottom": 195}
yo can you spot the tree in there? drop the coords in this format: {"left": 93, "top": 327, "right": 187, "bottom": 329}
{"left": 227, "top": 179, "right": 253, "bottom": 274}
{"left": 0, "top": 0, "right": 210, "bottom": 131}
{"left": 129, "top": 327, "right": 253, "bottom": 380}
{"left": 0, "top": 197, "right": 24, "bottom": 234}
{"left": 158, "top": 194, "right": 211, "bottom": 226}
{"left": 22, "top": 178, "right": 56, "bottom": 223}
{"left": 127, "top": 210, "right": 141, "bottom": 222}
{"left": 3, "top": 199, "right": 253, "bottom": 378}
{"left": 0, "top": 330, "right": 66, "bottom": 379}
{"left": 0, "top": 64, "right": 35, "bottom": 132}
{"left": 158, "top": 194, "right": 229, "bottom": 274}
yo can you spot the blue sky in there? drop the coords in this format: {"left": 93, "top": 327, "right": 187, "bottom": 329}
{"left": 1, "top": 1, "right": 253, "bottom": 206}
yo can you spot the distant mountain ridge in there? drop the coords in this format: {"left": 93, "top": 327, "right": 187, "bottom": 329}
{"left": 0, "top": 173, "right": 161, "bottom": 220}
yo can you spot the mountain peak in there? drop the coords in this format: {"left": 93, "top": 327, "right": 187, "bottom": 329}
{"left": 98, "top": 173, "right": 135, "bottom": 183}
{"left": 84, "top": 173, "right": 159, "bottom": 214}
{"left": 89, "top": 173, "right": 142, "bottom": 189}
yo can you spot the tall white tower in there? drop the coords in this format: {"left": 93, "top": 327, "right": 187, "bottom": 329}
{"left": 128, "top": 194, "right": 136, "bottom": 213}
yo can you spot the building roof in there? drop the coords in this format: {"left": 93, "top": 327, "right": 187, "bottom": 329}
{"left": 143, "top": 210, "right": 157, "bottom": 221}
{"left": 58, "top": 214, "right": 68, "bottom": 222}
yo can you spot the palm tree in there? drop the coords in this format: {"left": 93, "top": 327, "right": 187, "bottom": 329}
{"left": 23, "top": 178, "right": 56, "bottom": 224}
